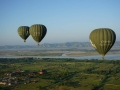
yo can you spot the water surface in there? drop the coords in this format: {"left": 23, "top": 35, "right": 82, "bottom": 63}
{"left": 0, "top": 54, "right": 120, "bottom": 60}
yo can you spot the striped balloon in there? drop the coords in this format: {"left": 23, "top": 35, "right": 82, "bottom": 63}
{"left": 89, "top": 28, "right": 116, "bottom": 60}
{"left": 29, "top": 24, "right": 47, "bottom": 45}
{"left": 18, "top": 26, "right": 30, "bottom": 42}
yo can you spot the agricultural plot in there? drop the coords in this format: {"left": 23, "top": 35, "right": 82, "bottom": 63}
{"left": 0, "top": 58, "right": 120, "bottom": 90}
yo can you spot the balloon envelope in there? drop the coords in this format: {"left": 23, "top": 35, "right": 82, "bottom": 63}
{"left": 89, "top": 28, "right": 116, "bottom": 60}
{"left": 18, "top": 26, "right": 30, "bottom": 42}
{"left": 29, "top": 24, "right": 47, "bottom": 45}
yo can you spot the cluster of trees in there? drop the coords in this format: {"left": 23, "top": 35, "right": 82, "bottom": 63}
{"left": 83, "top": 67, "right": 120, "bottom": 75}
{"left": 0, "top": 58, "right": 120, "bottom": 64}
{"left": 0, "top": 58, "right": 34, "bottom": 64}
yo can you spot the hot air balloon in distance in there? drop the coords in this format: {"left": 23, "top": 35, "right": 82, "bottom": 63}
{"left": 89, "top": 28, "right": 116, "bottom": 60}
{"left": 29, "top": 24, "right": 47, "bottom": 46}
{"left": 18, "top": 26, "right": 30, "bottom": 42}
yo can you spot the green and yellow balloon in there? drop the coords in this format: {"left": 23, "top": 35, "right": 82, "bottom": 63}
{"left": 29, "top": 24, "right": 47, "bottom": 45}
{"left": 89, "top": 28, "right": 116, "bottom": 60}
{"left": 18, "top": 26, "right": 30, "bottom": 42}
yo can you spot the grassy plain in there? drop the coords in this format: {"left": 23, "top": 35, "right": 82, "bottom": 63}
{"left": 0, "top": 58, "right": 120, "bottom": 90}
{"left": 0, "top": 47, "right": 120, "bottom": 90}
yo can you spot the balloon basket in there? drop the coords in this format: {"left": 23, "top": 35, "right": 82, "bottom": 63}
{"left": 102, "top": 56, "right": 104, "bottom": 60}
{"left": 38, "top": 43, "right": 40, "bottom": 46}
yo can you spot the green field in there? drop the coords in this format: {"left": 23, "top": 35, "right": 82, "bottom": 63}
{"left": 0, "top": 58, "right": 120, "bottom": 90}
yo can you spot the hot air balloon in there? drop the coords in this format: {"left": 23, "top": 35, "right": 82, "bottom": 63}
{"left": 18, "top": 26, "right": 30, "bottom": 42}
{"left": 29, "top": 24, "right": 47, "bottom": 45}
{"left": 89, "top": 28, "right": 116, "bottom": 60}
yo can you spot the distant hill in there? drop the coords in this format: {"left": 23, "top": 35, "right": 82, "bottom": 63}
{"left": 0, "top": 41, "right": 120, "bottom": 49}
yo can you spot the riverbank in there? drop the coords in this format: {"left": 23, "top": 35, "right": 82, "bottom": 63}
{"left": 0, "top": 54, "right": 120, "bottom": 60}
{"left": 66, "top": 51, "right": 120, "bottom": 56}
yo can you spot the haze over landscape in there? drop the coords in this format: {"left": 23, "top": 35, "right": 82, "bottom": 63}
{"left": 0, "top": 0, "right": 120, "bottom": 45}
{"left": 1, "top": 1, "right": 120, "bottom": 90}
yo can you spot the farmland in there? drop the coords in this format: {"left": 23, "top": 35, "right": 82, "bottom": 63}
{"left": 0, "top": 58, "right": 120, "bottom": 90}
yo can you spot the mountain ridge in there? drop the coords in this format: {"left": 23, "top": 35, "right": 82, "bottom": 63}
{"left": 0, "top": 41, "right": 120, "bottom": 49}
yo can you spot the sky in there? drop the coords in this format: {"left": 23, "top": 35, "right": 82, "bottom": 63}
{"left": 0, "top": 0, "right": 120, "bottom": 45}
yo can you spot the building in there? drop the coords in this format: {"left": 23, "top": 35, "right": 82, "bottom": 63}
{"left": 39, "top": 70, "right": 47, "bottom": 75}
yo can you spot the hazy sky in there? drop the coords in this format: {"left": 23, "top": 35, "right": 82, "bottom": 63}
{"left": 0, "top": 0, "right": 120, "bottom": 45}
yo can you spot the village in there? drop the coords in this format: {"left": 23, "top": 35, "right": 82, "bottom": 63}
{"left": 0, "top": 69, "right": 47, "bottom": 86}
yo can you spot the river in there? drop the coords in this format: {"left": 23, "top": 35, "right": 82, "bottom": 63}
{"left": 0, "top": 54, "right": 120, "bottom": 60}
